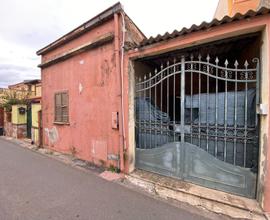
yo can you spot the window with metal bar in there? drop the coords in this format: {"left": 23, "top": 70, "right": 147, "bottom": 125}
{"left": 54, "top": 92, "right": 69, "bottom": 123}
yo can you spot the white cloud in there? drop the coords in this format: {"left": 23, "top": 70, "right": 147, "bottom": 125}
{"left": 0, "top": 0, "right": 219, "bottom": 87}
{"left": 0, "top": 37, "right": 39, "bottom": 87}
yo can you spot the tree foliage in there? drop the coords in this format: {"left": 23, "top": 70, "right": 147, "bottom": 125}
{"left": 0, "top": 90, "right": 30, "bottom": 112}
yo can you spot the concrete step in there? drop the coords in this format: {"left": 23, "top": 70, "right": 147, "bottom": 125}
{"left": 126, "top": 169, "right": 266, "bottom": 220}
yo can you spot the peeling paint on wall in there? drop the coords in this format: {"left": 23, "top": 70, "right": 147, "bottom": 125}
{"left": 97, "top": 59, "right": 110, "bottom": 87}
{"left": 45, "top": 127, "right": 59, "bottom": 144}
{"left": 79, "top": 83, "right": 83, "bottom": 94}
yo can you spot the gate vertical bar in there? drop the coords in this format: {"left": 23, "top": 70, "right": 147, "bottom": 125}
{"left": 149, "top": 72, "right": 152, "bottom": 149}
{"left": 173, "top": 59, "right": 176, "bottom": 141}
{"left": 233, "top": 61, "right": 239, "bottom": 164}
{"left": 160, "top": 65, "right": 163, "bottom": 144}
{"left": 254, "top": 58, "right": 260, "bottom": 127}
{"left": 139, "top": 77, "right": 142, "bottom": 148}
{"left": 178, "top": 55, "right": 185, "bottom": 179}
{"left": 154, "top": 68, "right": 157, "bottom": 148}
{"left": 190, "top": 55, "right": 194, "bottom": 144}
{"left": 167, "top": 62, "right": 170, "bottom": 139}
{"left": 244, "top": 61, "right": 248, "bottom": 167}
{"left": 224, "top": 60, "right": 228, "bottom": 162}
{"left": 143, "top": 75, "right": 147, "bottom": 149}
{"left": 198, "top": 55, "right": 202, "bottom": 148}
{"left": 215, "top": 57, "right": 219, "bottom": 157}
{"left": 181, "top": 56, "right": 185, "bottom": 143}
{"left": 206, "top": 55, "right": 210, "bottom": 152}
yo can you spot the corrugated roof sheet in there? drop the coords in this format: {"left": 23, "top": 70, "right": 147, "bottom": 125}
{"left": 137, "top": 7, "right": 270, "bottom": 49}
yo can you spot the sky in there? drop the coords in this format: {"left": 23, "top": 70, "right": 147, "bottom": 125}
{"left": 0, "top": 0, "right": 219, "bottom": 88}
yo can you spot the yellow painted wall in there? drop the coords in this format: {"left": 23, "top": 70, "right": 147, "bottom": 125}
{"left": 32, "top": 128, "right": 39, "bottom": 144}
{"left": 36, "top": 85, "right": 41, "bottom": 97}
{"left": 31, "top": 103, "right": 41, "bottom": 145}
{"left": 12, "top": 105, "right": 27, "bottom": 124}
{"left": 31, "top": 104, "right": 41, "bottom": 127}
{"left": 31, "top": 85, "right": 35, "bottom": 92}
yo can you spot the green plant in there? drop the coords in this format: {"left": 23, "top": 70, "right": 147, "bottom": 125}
{"left": 108, "top": 164, "right": 120, "bottom": 173}
{"left": 0, "top": 90, "right": 30, "bottom": 112}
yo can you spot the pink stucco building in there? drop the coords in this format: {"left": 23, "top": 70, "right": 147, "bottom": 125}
{"left": 38, "top": 2, "right": 270, "bottom": 217}
{"left": 37, "top": 3, "right": 145, "bottom": 169}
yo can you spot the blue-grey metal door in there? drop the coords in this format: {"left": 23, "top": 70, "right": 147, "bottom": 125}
{"left": 135, "top": 55, "right": 259, "bottom": 198}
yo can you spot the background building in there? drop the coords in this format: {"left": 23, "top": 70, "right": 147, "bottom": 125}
{"left": 214, "top": 0, "right": 270, "bottom": 19}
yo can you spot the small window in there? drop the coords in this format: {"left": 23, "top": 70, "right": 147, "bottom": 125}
{"left": 54, "top": 92, "right": 69, "bottom": 123}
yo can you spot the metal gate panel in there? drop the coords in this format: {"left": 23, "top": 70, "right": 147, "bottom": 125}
{"left": 136, "top": 142, "right": 257, "bottom": 198}
{"left": 135, "top": 54, "right": 259, "bottom": 198}
{"left": 183, "top": 142, "right": 256, "bottom": 198}
{"left": 136, "top": 142, "right": 178, "bottom": 177}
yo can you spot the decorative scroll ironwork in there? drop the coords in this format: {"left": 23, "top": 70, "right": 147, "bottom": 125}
{"left": 135, "top": 55, "right": 259, "bottom": 170}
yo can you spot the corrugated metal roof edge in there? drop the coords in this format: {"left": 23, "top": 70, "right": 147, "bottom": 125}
{"left": 135, "top": 7, "right": 270, "bottom": 49}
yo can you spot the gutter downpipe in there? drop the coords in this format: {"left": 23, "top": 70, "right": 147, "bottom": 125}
{"left": 120, "top": 11, "right": 127, "bottom": 169}
{"left": 114, "top": 12, "right": 126, "bottom": 172}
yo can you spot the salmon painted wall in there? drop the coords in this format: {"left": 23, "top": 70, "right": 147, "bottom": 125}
{"left": 42, "top": 19, "right": 115, "bottom": 63}
{"left": 231, "top": 0, "right": 260, "bottom": 16}
{"left": 42, "top": 18, "right": 121, "bottom": 167}
{"left": 215, "top": 0, "right": 260, "bottom": 19}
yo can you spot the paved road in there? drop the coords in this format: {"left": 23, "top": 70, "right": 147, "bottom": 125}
{"left": 0, "top": 138, "right": 222, "bottom": 220}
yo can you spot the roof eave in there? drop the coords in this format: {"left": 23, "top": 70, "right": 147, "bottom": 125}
{"left": 36, "top": 2, "right": 123, "bottom": 56}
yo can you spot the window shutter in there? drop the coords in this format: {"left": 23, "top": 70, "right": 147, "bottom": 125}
{"left": 61, "top": 93, "right": 69, "bottom": 122}
{"left": 54, "top": 92, "right": 69, "bottom": 123}
{"left": 62, "top": 93, "right": 68, "bottom": 106}
{"left": 62, "top": 106, "right": 68, "bottom": 122}
{"left": 55, "top": 93, "right": 62, "bottom": 122}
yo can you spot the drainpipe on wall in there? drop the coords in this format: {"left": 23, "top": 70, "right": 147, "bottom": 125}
{"left": 114, "top": 12, "right": 125, "bottom": 172}
{"left": 120, "top": 11, "right": 127, "bottom": 168}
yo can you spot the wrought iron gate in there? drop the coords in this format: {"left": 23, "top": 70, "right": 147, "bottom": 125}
{"left": 135, "top": 55, "right": 259, "bottom": 198}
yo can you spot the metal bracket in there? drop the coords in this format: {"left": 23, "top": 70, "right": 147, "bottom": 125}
{"left": 256, "top": 104, "right": 268, "bottom": 115}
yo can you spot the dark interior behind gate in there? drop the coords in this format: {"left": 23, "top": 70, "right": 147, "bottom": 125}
{"left": 134, "top": 33, "right": 261, "bottom": 198}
